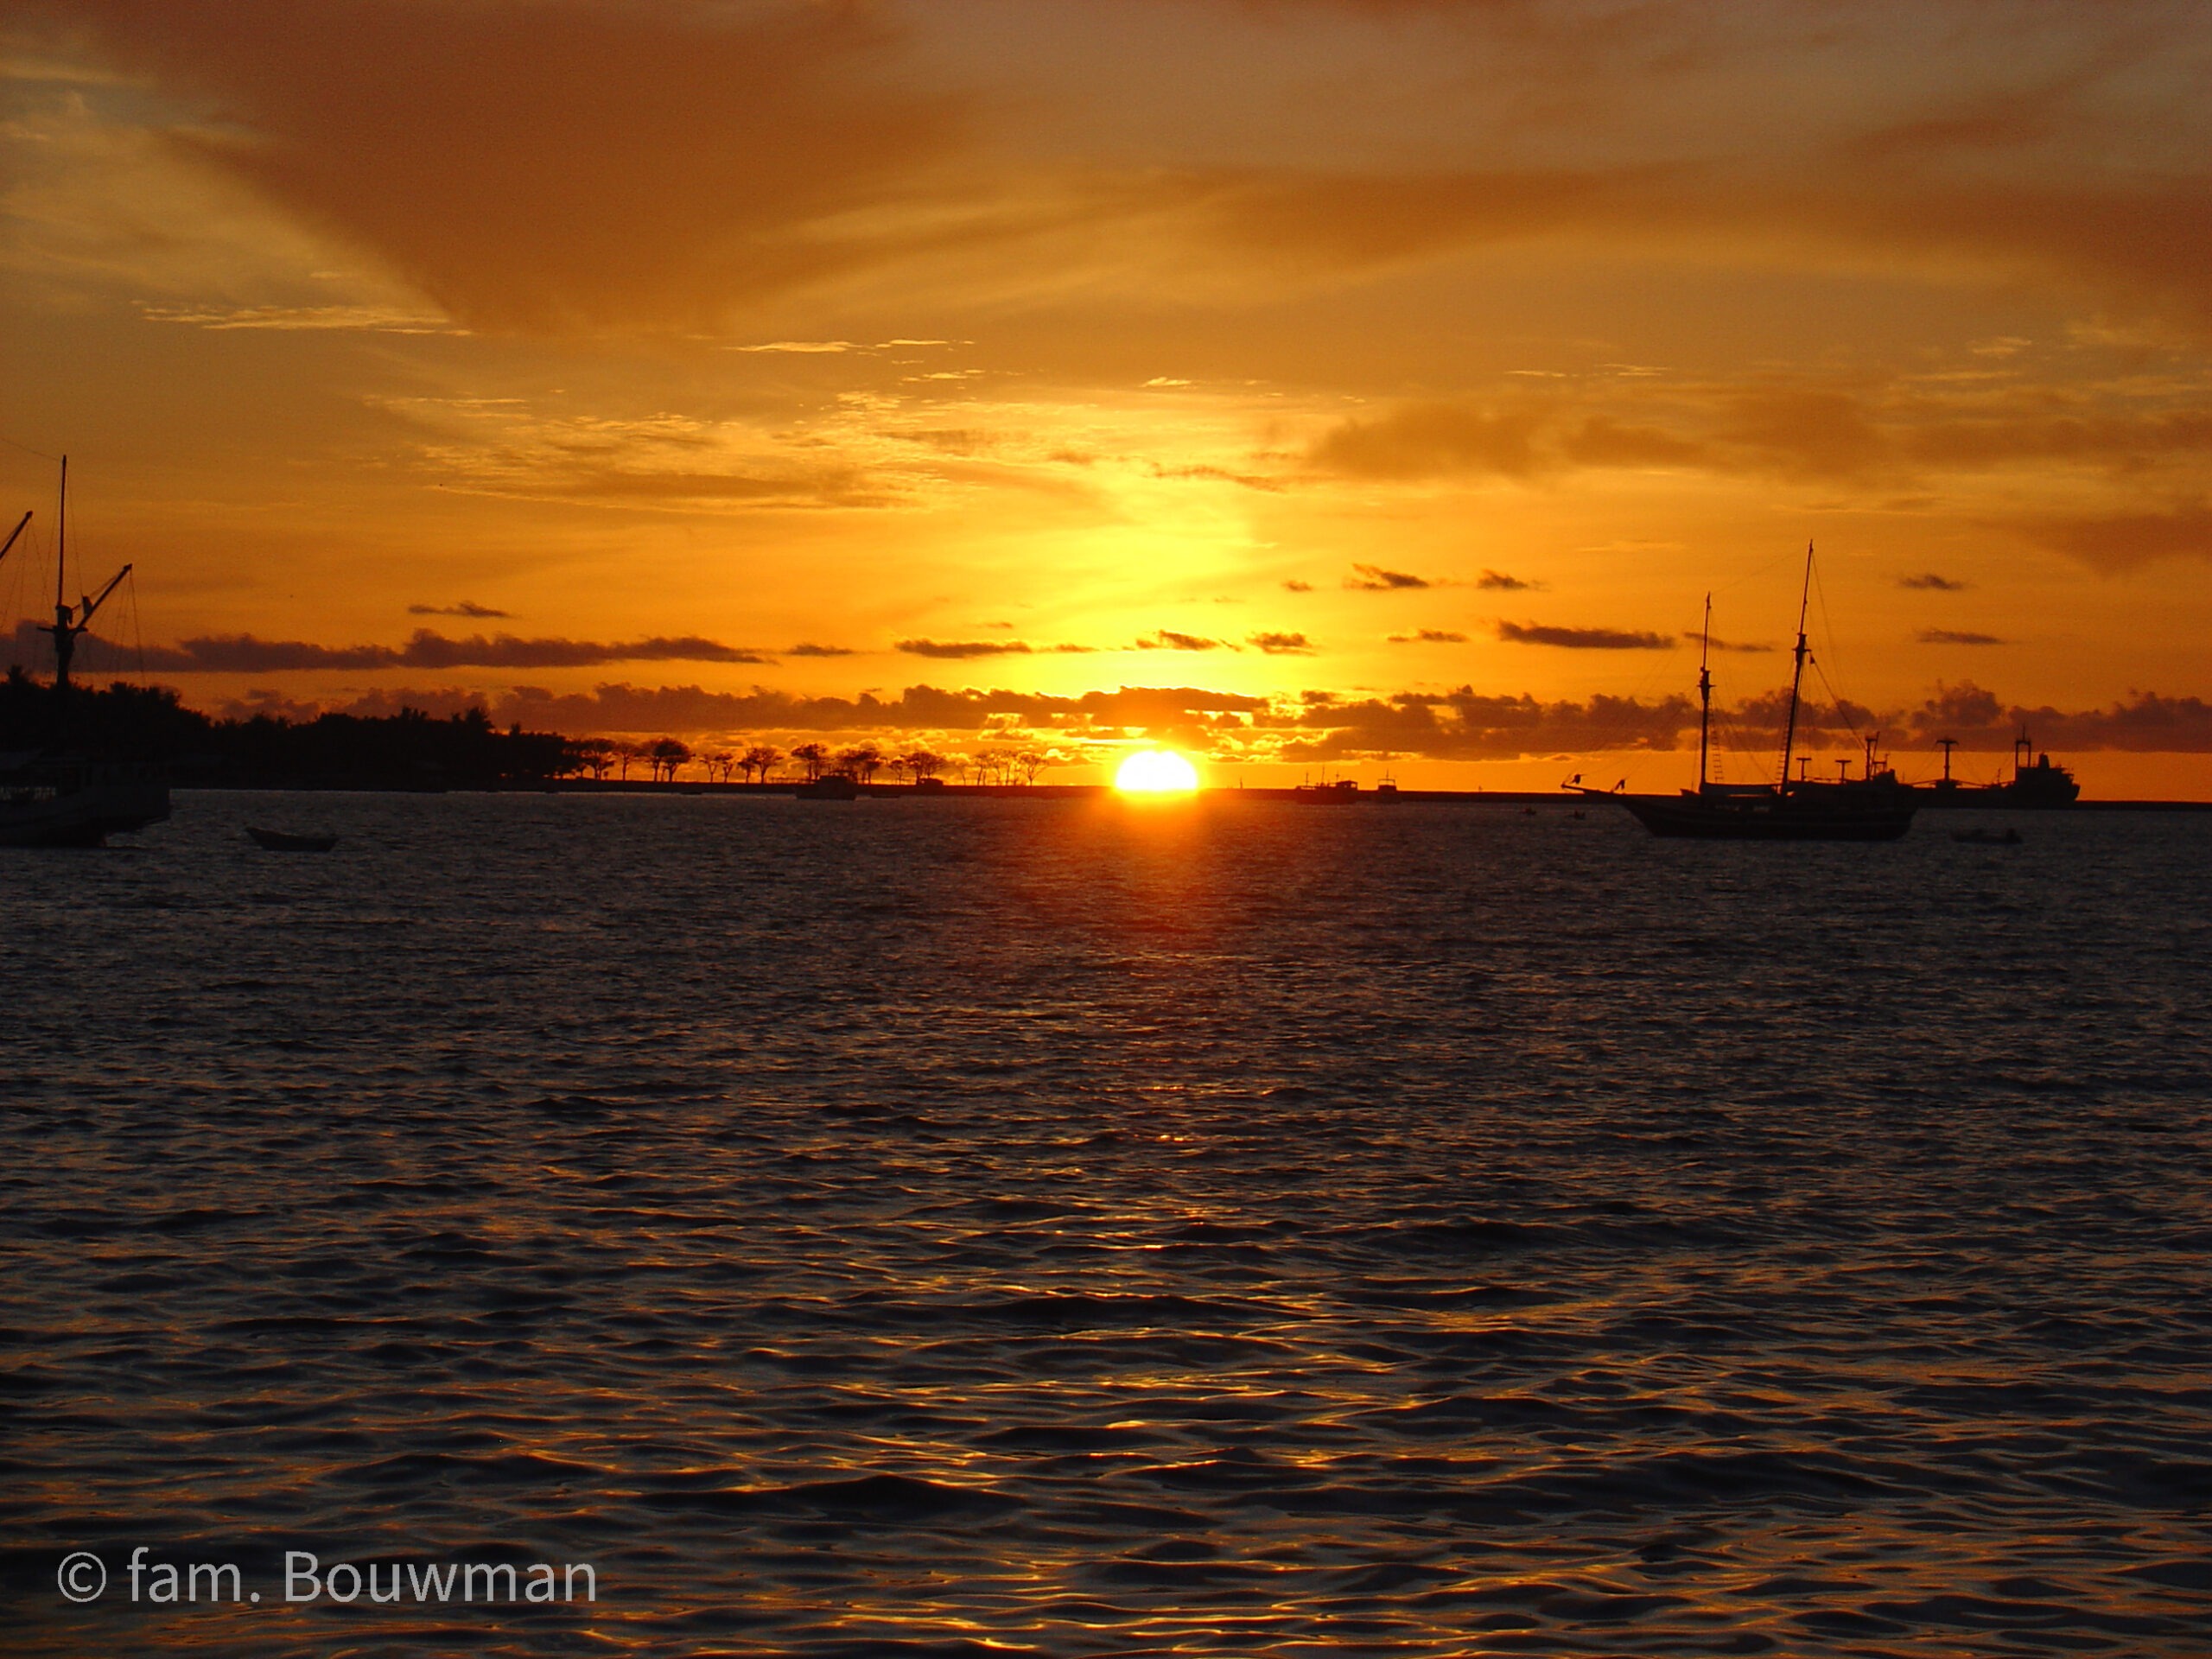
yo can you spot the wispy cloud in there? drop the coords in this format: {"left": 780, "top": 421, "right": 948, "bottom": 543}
{"left": 1389, "top": 628, "right": 1470, "bottom": 644}
{"left": 141, "top": 302, "right": 459, "bottom": 334}
{"left": 1898, "top": 573, "right": 1967, "bottom": 591}
{"left": 1475, "top": 569, "right": 1537, "bottom": 591}
{"left": 1247, "top": 631, "right": 1314, "bottom": 654}
{"left": 408, "top": 600, "right": 510, "bottom": 618}
{"left": 1918, "top": 628, "right": 2006, "bottom": 645}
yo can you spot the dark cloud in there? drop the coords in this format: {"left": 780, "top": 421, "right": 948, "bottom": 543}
{"left": 1475, "top": 569, "right": 1535, "bottom": 591}
{"left": 1898, "top": 573, "right": 1967, "bottom": 591}
{"left": 16, "top": 625, "right": 772, "bottom": 672}
{"left": 1389, "top": 628, "right": 1468, "bottom": 644}
{"left": 53, "top": 0, "right": 964, "bottom": 334}
{"left": 1135, "top": 630, "right": 1229, "bottom": 651}
{"left": 1281, "top": 579, "right": 1314, "bottom": 592}
{"left": 1708, "top": 637, "right": 1776, "bottom": 653}
{"left": 1344, "top": 563, "right": 1431, "bottom": 591}
{"left": 786, "top": 643, "right": 855, "bottom": 657}
{"left": 1247, "top": 631, "right": 1314, "bottom": 654}
{"left": 896, "top": 639, "right": 1034, "bottom": 659}
{"left": 408, "top": 600, "right": 509, "bottom": 618}
{"left": 1497, "top": 621, "right": 1673, "bottom": 650}
{"left": 1918, "top": 629, "right": 2006, "bottom": 646}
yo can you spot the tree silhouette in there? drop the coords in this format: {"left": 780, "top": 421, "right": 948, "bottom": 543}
{"left": 575, "top": 737, "right": 617, "bottom": 780}
{"left": 790, "top": 741, "right": 830, "bottom": 782}
{"left": 836, "top": 742, "right": 883, "bottom": 782}
{"left": 740, "top": 743, "right": 782, "bottom": 783}
{"left": 648, "top": 736, "right": 692, "bottom": 781}
{"left": 901, "top": 747, "right": 946, "bottom": 783}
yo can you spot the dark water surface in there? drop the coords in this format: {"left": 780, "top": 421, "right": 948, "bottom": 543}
{"left": 5, "top": 791, "right": 2209, "bottom": 1656}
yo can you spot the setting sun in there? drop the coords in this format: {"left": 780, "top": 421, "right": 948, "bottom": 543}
{"left": 1114, "top": 750, "right": 1199, "bottom": 793}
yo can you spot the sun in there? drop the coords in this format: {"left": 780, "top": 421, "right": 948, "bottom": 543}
{"left": 1115, "top": 749, "right": 1200, "bottom": 793}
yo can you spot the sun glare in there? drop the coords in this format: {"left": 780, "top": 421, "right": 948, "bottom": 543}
{"left": 1115, "top": 750, "right": 1200, "bottom": 793}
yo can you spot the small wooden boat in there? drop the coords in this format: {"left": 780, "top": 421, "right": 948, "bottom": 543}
{"left": 247, "top": 827, "right": 338, "bottom": 852}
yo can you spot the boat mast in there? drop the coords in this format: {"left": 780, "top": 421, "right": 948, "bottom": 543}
{"left": 1697, "top": 592, "right": 1713, "bottom": 790}
{"left": 40, "top": 456, "right": 133, "bottom": 701}
{"left": 1777, "top": 540, "right": 1813, "bottom": 791}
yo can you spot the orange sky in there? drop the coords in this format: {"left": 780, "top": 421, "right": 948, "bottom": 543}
{"left": 4, "top": 0, "right": 2211, "bottom": 793}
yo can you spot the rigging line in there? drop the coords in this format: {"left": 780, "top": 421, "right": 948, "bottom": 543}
{"left": 128, "top": 568, "right": 148, "bottom": 682}
{"left": 1809, "top": 655, "right": 1863, "bottom": 746}
{"left": 0, "top": 434, "right": 62, "bottom": 462}
{"left": 1808, "top": 549, "right": 1847, "bottom": 695}
{"left": 1706, "top": 543, "right": 1806, "bottom": 601}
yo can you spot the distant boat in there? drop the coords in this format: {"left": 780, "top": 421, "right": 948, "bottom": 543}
{"left": 1919, "top": 732, "right": 2080, "bottom": 808}
{"left": 1294, "top": 775, "right": 1359, "bottom": 803}
{"left": 0, "top": 459, "right": 170, "bottom": 848}
{"left": 247, "top": 827, "right": 338, "bottom": 852}
{"left": 1573, "top": 547, "right": 1917, "bottom": 842}
{"left": 795, "top": 774, "right": 861, "bottom": 799}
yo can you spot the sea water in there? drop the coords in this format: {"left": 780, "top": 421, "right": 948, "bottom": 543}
{"left": 5, "top": 791, "right": 2209, "bottom": 1656}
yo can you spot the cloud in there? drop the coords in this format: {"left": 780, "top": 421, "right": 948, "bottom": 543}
{"left": 408, "top": 600, "right": 510, "bottom": 618}
{"left": 1135, "top": 630, "right": 1230, "bottom": 652}
{"left": 1497, "top": 621, "right": 1673, "bottom": 650}
{"left": 1558, "top": 417, "right": 1710, "bottom": 469}
{"left": 1898, "top": 574, "right": 1967, "bottom": 591}
{"left": 1303, "top": 379, "right": 2212, "bottom": 494}
{"left": 20, "top": 626, "right": 772, "bottom": 672}
{"left": 155, "top": 670, "right": 2212, "bottom": 760}
{"left": 1708, "top": 637, "right": 1776, "bottom": 653}
{"left": 1918, "top": 629, "right": 2006, "bottom": 646}
{"left": 1389, "top": 628, "right": 1468, "bottom": 644}
{"left": 51, "top": 0, "right": 965, "bottom": 334}
{"left": 1475, "top": 569, "right": 1535, "bottom": 591}
{"left": 142, "top": 302, "right": 455, "bottom": 333}
{"left": 1282, "top": 688, "right": 1698, "bottom": 763}
{"left": 1247, "top": 631, "right": 1314, "bottom": 654}
{"left": 1897, "top": 682, "right": 2212, "bottom": 753}
{"left": 785, "top": 643, "right": 855, "bottom": 657}
{"left": 1313, "top": 404, "right": 1543, "bottom": 480}
{"left": 1344, "top": 563, "right": 1431, "bottom": 591}
{"left": 896, "top": 639, "right": 1034, "bottom": 659}
{"left": 1281, "top": 579, "right": 1314, "bottom": 593}
{"left": 2004, "top": 503, "right": 2212, "bottom": 570}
